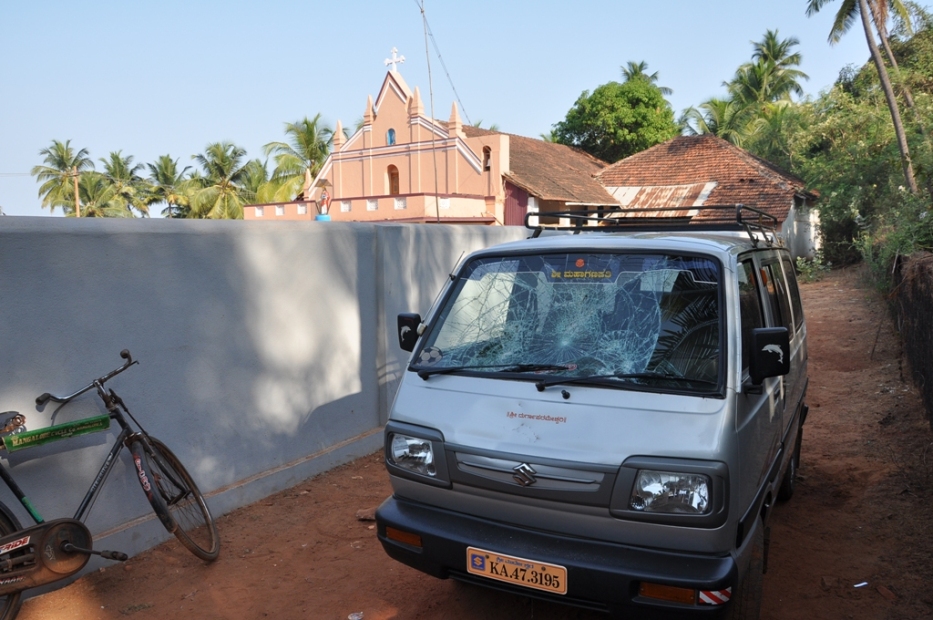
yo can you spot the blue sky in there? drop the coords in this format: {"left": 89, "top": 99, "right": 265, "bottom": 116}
{"left": 0, "top": 0, "right": 921, "bottom": 217}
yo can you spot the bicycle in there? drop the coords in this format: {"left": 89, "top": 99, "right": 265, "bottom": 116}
{"left": 0, "top": 349, "right": 220, "bottom": 619}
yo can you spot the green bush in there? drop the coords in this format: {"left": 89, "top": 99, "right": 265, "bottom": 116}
{"left": 856, "top": 190, "right": 933, "bottom": 291}
{"left": 795, "top": 253, "right": 832, "bottom": 282}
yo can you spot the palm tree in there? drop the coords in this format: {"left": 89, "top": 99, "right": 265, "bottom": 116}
{"left": 725, "top": 31, "right": 808, "bottom": 115}
{"left": 30, "top": 140, "right": 93, "bottom": 216}
{"left": 189, "top": 142, "right": 251, "bottom": 219}
{"left": 807, "top": 0, "right": 918, "bottom": 193}
{"left": 75, "top": 172, "right": 126, "bottom": 218}
{"left": 747, "top": 102, "right": 801, "bottom": 168}
{"left": 865, "top": 1, "right": 928, "bottom": 157}
{"left": 240, "top": 159, "right": 272, "bottom": 203}
{"left": 749, "top": 30, "right": 809, "bottom": 100}
{"left": 147, "top": 155, "right": 192, "bottom": 218}
{"left": 100, "top": 151, "right": 149, "bottom": 217}
{"left": 621, "top": 61, "right": 673, "bottom": 95}
{"left": 262, "top": 115, "right": 333, "bottom": 202}
{"left": 728, "top": 62, "right": 777, "bottom": 106}
{"left": 680, "top": 99, "right": 752, "bottom": 146}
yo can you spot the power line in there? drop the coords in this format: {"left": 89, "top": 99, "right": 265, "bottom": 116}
{"left": 411, "top": 0, "right": 472, "bottom": 127}
{"left": 418, "top": 1, "right": 441, "bottom": 223}
{"left": 0, "top": 173, "right": 31, "bottom": 177}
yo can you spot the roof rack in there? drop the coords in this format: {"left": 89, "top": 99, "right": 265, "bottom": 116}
{"left": 525, "top": 204, "right": 780, "bottom": 247}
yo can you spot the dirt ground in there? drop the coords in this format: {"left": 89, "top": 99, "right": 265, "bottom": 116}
{"left": 17, "top": 266, "right": 933, "bottom": 620}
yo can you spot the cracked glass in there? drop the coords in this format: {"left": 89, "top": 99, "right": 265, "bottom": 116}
{"left": 413, "top": 252, "right": 722, "bottom": 391}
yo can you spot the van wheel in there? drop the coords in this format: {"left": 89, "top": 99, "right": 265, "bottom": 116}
{"left": 727, "top": 521, "right": 764, "bottom": 620}
{"left": 777, "top": 428, "right": 803, "bottom": 502}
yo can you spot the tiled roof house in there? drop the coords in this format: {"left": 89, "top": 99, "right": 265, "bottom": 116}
{"left": 595, "top": 135, "right": 820, "bottom": 258}
{"left": 463, "top": 126, "right": 617, "bottom": 225}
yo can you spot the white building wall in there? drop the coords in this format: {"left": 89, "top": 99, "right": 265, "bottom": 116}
{"left": 780, "top": 204, "right": 821, "bottom": 260}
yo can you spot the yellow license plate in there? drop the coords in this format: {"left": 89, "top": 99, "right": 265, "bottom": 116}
{"left": 466, "top": 546, "right": 567, "bottom": 595}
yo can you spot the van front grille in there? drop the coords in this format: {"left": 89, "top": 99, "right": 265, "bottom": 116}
{"left": 448, "top": 448, "right": 618, "bottom": 507}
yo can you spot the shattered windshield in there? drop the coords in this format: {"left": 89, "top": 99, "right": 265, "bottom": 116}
{"left": 413, "top": 252, "right": 722, "bottom": 392}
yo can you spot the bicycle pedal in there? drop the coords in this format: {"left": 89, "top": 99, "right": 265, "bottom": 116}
{"left": 61, "top": 543, "right": 128, "bottom": 562}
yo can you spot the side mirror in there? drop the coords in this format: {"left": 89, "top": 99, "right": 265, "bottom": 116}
{"left": 749, "top": 327, "right": 790, "bottom": 384}
{"left": 397, "top": 313, "right": 422, "bottom": 352}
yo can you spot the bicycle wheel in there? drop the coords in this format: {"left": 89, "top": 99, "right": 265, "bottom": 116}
{"left": 130, "top": 437, "right": 220, "bottom": 561}
{"left": 0, "top": 509, "right": 23, "bottom": 620}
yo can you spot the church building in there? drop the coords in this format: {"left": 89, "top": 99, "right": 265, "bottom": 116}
{"left": 243, "top": 57, "right": 618, "bottom": 225}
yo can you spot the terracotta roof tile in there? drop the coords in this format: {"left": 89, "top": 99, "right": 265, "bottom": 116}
{"left": 462, "top": 126, "right": 617, "bottom": 205}
{"left": 596, "top": 135, "right": 815, "bottom": 222}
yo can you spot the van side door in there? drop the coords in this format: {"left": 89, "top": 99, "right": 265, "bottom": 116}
{"left": 777, "top": 255, "right": 808, "bottom": 432}
{"left": 761, "top": 257, "right": 803, "bottom": 444}
{"left": 735, "top": 254, "right": 785, "bottom": 525}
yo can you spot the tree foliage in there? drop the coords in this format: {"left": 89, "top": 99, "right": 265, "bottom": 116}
{"left": 31, "top": 112, "right": 336, "bottom": 219}
{"left": 553, "top": 80, "right": 678, "bottom": 163}
{"left": 100, "top": 151, "right": 149, "bottom": 217}
{"left": 682, "top": 30, "right": 808, "bottom": 145}
{"left": 262, "top": 115, "right": 333, "bottom": 202}
{"left": 621, "top": 61, "right": 672, "bottom": 95}
{"left": 77, "top": 172, "right": 126, "bottom": 218}
{"left": 30, "top": 140, "right": 94, "bottom": 215}
{"left": 740, "top": 19, "right": 933, "bottom": 271}
{"left": 188, "top": 142, "right": 253, "bottom": 219}
{"left": 147, "top": 155, "right": 192, "bottom": 218}
{"left": 807, "top": 0, "right": 919, "bottom": 193}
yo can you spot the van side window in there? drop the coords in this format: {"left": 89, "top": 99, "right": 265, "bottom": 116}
{"left": 762, "top": 263, "right": 793, "bottom": 333}
{"left": 738, "top": 260, "right": 764, "bottom": 371}
{"left": 781, "top": 257, "right": 804, "bottom": 331}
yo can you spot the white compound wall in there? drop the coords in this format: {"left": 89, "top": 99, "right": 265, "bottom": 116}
{"left": 0, "top": 216, "right": 524, "bottom": 571}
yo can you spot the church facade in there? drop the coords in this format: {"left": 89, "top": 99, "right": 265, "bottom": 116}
{"left": 243, "top": 65, "right": 617, "bottom": 225}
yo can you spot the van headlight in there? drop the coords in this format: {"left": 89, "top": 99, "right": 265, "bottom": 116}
{"left": 611, "top": 458, "right": 726, "bottom": 526}
{"left": 630, "top": 470, "right": 711, "bottom": 515}
{"left": 384, "top": 422, "right": 449, "bottom": 487}
{"left": 389, "top": 433, "right": 437, "bottom": 476}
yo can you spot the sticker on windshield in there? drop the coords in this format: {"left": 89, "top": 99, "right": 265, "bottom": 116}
{"left": 546, "top": 257, "right": 614, "bottom": 281}
{"left": 418, "top": 347, "right": 443, "bottom": 365}
{"left": 549, "top": 269, "right": 613, "bottom": 280}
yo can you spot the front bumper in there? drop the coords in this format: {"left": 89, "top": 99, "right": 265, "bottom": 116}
{"left": 376, "top": 495, "right": 742, "bottom": 619}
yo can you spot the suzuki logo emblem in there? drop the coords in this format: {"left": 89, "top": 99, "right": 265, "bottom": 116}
{"left": 512, "top": 463, "right": 537, "bottom": 486}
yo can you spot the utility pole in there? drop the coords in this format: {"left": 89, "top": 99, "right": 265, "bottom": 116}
{"left": 72, "top": 166, "right": 81, "bottom": 217}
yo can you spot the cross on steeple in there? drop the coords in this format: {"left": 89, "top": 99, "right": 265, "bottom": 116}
{"left": 384, "top": 47, "right": 405, "bottom": 72}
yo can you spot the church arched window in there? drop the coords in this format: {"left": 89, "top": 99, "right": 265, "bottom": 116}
{"left": 387, "top": 165, "right": 400, "bottom": 195}
{"left": 387, "top": 128, "right": 396, "bottom": 145}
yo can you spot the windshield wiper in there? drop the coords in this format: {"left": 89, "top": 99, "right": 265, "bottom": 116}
{"left": 417, "top": 363, "right": 569, "bottom": 380}
{"left": 535, "top": 371, "right": 718, "bottom": 392}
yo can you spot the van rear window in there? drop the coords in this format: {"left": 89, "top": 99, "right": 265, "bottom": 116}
{"left": 415, "top": 253, "right": 722, "bottom": 391}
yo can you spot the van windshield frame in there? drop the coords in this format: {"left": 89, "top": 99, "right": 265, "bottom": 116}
{"left": 412, "top": 251, "right": 725, "bottom": 395}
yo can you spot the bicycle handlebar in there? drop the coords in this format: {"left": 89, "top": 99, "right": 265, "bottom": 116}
{"left": 36, "top": 349, "right": 138, "bottom": 407}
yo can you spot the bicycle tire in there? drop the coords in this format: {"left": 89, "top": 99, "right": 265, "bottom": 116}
{"left": 0, "top": 508, "right": 23, "bottom": 620}
{"left": 129, "top": 437, "right": 220, "bottom": 561}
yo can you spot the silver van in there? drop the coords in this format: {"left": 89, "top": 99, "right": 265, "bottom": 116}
{"left": 376, "top": 208, "right": 808, "bottom": 619}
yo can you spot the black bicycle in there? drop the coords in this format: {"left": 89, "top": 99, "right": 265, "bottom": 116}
{"left": 0, "top": 350, "right": 219, "bottom": 619}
